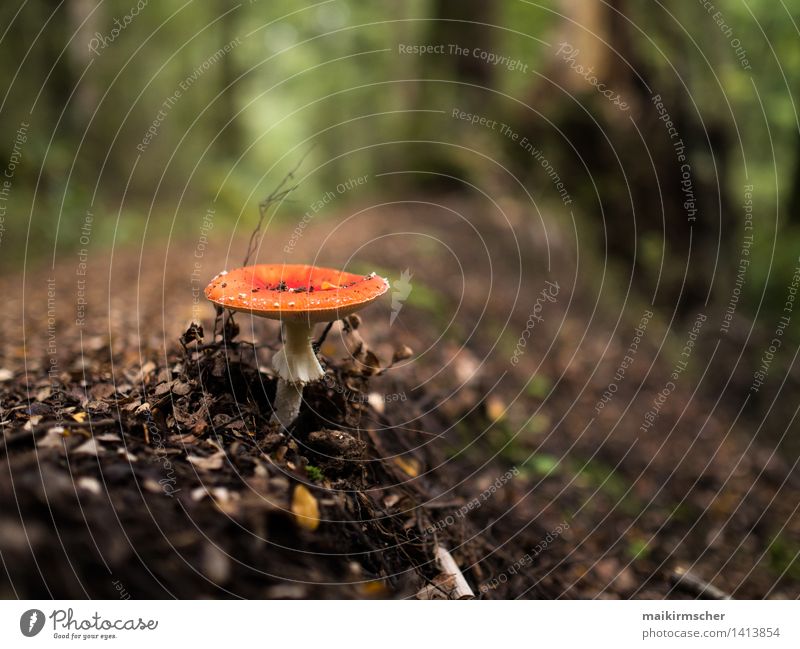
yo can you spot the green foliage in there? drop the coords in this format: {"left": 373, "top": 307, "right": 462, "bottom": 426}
{"left": 305, "top": 465, "right": 324, "bottom": 482}
{"left": 766, "top": 533, "right": 800, "bottom": 580}
{"left": 627, "top": 537, "right": 651, "bottom": 561}
{"left": 574, "top": 458, "right": 641, "bottom": 516}
{"left": 526, "top": 413, "right": 550, "bottom": 435}
{"left": 0, "top": 1, "right": 565, "bottom": 267}
{"left": 523, "top": 453, "right": 560, "bottom": 478}
{"left": 526, "top": 374, "right": 552, "bottom": 399}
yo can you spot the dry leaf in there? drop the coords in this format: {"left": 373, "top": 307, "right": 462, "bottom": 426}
{"left": 169, "top": 433, "right": 198, "bottom": 444}
{"left": 486, "top": 395, "right": 505, "bottom": 422}
{"left": 74, "top": 438, "right": 103, "bottom": 456}
{"left": 451, "top": 346, "right": 480, "bottom": 384}
{"left": 24, "top": 415, "right": 42, "bottom": 432}
{"left": 117, "top": 448, "right": 137, "bottom": 462}
{"left": 362, "top": 350, "right": 381, "bottom": 376}
{"left": 291, "top": 484, "right": 320, "bottom": 531}
{"left": 394, "top": 456, "right": 420, "bottom": 478}
{"left": 361, "top": 580, "right": 388, "bottom": 597}
{"left": 90, "top": 383, "right": 117, "bottom": 400}
{"left": 172, "top": 381, "right": 192, "bottom": 396}
{"left": 367, "top": 393, "right": 385, "bottom": 414}
{"left": 134, "top": 402, "right": 151, "bottom": 416}
{"left": 191, "top": 487, "right": 210, "bottom": 502}
{"left": 210, "top": 488, "right": 240, "bottom": 515}
{"left": 154, "top": 381, "right": 174, "bottom": 396}
{"left": 38, "top": 427, "right": 66, "bottom": 448}
{"left": 392, "top": 345, "right": 413, "bottom": 363}
{"left": 187, "top": 451, "right": 225, "bottom": 471}
{"left": 71, "top": 412, "right": 88, "bottom": 423}
{"left": 77, "top": 476, "right": 102, "bottom": 495}
{"left": 143, "top": 479, "right": 163, "bottom": 494}
{"left": 132, "top": 361, "right": 156, "bottom": 384}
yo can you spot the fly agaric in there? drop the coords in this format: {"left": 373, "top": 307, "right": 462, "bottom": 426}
{"left": 205, "top": 264, "right": 388, "bottom": 427}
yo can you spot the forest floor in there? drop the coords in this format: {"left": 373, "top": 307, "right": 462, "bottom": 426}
{"left": 0, "top": 197, "right": 798, "bottom": 599}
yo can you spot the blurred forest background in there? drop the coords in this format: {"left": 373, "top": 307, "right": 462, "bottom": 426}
{"left": 2, "top": 1, "right": 799, "bottom": 369}
{"left": 1, "top": 1, "right": 796, "bottom": 284}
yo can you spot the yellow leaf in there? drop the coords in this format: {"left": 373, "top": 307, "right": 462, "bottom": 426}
{"left": 291, "top": 484, "right": 320, "bottom": 531}
{"left": 394, "top": 456, "right": 420, "bottom": 477}
{"left": 71, "top": 412, "right": 87, "bottom": 423}
{"left": 486, "top": 395, "right": 505, "bottom": 422}
{"left": 361, "top": 580, "right": 387, "bottom": 596}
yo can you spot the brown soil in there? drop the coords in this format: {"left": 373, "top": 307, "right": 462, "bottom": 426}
{"left": 0, "top": 198, "right": 797, "bottom": 599}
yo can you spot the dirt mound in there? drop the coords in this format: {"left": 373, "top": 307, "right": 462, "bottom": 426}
{"left": 0, "top": 311, "right": 581, "bottom": 599}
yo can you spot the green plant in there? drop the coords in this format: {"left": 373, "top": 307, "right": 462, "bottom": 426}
{"left": 305, "top": 465, "right": 324, "bottom": 482}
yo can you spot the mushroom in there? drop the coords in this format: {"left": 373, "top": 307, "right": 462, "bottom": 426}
{"left": 205, "top": 264, "right": 388, "bottom": 427}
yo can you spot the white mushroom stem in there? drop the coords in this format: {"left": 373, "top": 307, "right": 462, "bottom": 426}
{"left": 271, "top": 320, "right": 325, "bottom": 427}
{"left": 271, "top": 381, "right": 304, "bottom": 428}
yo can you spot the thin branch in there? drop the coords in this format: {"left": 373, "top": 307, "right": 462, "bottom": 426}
{"left": 242, "top": 145, "right": 314, "bottom": 267}
{"left": 670, "top": 567, "right": 732, "bottom": 600}
{"left": 210, "top": 148, "right": 314, "bottom": 342}
{"left": 313, "top": 320, "right": 335, "bottom": 353}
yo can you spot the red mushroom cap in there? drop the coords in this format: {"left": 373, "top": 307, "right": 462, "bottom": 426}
{"left": 204, "top": 263, "right": 389, "bottom": 323}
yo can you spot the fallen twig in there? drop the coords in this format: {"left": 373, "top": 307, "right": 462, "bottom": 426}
{"left": 416, "top": 545, "right": 475, "bottom": 600}
{"left": 212, "top": 149, "right": 313, "bottom": 341}
{"left": 313, "top": 320, "right": 335, "bottom": 353}
{"left": 670, "top": 566, "right": 732, "bottom": 600}
{"left": 242, "top": 146, "right": 314, "bottom": 267}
